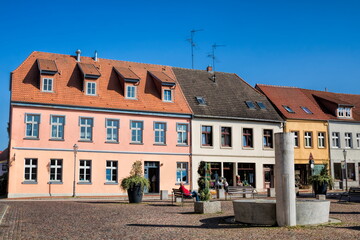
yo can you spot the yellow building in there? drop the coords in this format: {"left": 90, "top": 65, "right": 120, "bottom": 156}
{"left": 256, "top": 85, "right": 330, "bottom": 186}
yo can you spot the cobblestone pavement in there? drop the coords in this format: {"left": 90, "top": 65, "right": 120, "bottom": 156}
{"left": 0, "top": 197, "right": 359, "bottom": 240}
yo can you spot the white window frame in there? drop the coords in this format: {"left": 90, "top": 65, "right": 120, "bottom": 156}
{"left": 106, "top": 160, "right": 118, "bottom": 183}
{"left": 86, "top": 82, "right": 97, "bottom": 96}
{"left": 292, "top": 131, "right": 299, "bottom": 148}
{"left": 357, "top": 133, "right": 360, "bottom": 149}
{"left": 25, "top": 114, "right": 40, "bottom": 138}
{"left": 176, "top": 162, "right": 188, "bottom": 183}
{"left": 42, "top": 78, "right": 53, "bottom": 92}
{"left": 79, "top": 117, "right": 93, "bottom": 141}
{"left": 154, "top": 122, "right": 166, "bottom": 144}
{"left": 163, "top": 89, "right": 172, "bottom": 102}
{"left": 24, "top": 158, "right": 37, "bottom": 182}
{"left": 332, "top": 132, "right": 340, "bottom": 148}
{"left": 126, "top": 85, "right": 137, "bottom": 99}
{"left": 177, "top": 123, "right": 188, "bottom": 145}
{"left": 345, "top": 132, "right": 352, "bottom": 148}
{"left": 79, "top": 160, "right": 91, "bottom": 182}
{"left": 318, "top": 132, "right": 325, "bottom": 148}
{"left": 130, "top": 121, "right": 143, "bottom": 143}
{"left": 338, "top": 107, "right": 352, "bottom": 118}
{"left": 304, "top": 131, "right": 312, "bottom": 148}
{"left": 106, "top": 119, "right": 119, "bottom": 142}
{"left": 50, "top": 115, "right": 65, "bottom": 140}
{"left": 50, "top": 159, "right": 62, "bottom": 182}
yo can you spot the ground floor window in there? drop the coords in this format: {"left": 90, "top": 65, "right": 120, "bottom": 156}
{"left": 106, "top": 161, "right": 118, "bottom": 183}
{"left": 333, "top": 163, "right": 342, "bottom": 180}
{"left": 237, "top": 163, "right": 255, "bottom": 187}
{"left": 50, "top": 159, "right": 62, "bottom": 182}
{"left": 176, "top": 162, "right": 188, "bottom": 183}
{"left": 347, "top": 163, "right": 356, "bottom": 180}
{"left": 79, "top": 160, "right": 91, "bottom": 182}
{"left": 24, "top": 158, "right": 37, "bottom": 181}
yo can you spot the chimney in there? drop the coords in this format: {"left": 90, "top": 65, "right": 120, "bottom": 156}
{"left": 94, "top": 50, "right": 98, "bottom": 62}
{"left": 76, "top": 49, "right": 81, "bottom": 62}
{"left": 206, "top": 66, "right": 213, "bottom": 72}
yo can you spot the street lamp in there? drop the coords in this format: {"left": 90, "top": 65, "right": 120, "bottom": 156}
{"left": 343, "top": 149, "right": 348, "bottom": 191}
{"left": 73, "top": 144, "right": 78, "bottom": 197}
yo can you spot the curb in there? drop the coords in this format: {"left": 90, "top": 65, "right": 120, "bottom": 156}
{"left": 0, "top": 204, "right": 9, "bottom": 225}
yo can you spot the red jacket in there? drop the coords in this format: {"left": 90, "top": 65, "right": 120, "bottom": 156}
{"left": 179, "top": 185, "right": 191, "bottom": 196}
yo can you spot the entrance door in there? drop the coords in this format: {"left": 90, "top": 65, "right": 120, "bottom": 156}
{"left": 263, "top": 165, "right": 274, "bottom": 189}
{"left": 223, "top": 162, "right": 234, "bottom": 186}
{"left": 144, "top": 161, "right": 159, "bottom": 193}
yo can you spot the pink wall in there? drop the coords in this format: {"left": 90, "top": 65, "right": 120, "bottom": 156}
{"left": 8, "top": 106, "right": 191, "bottom": 198}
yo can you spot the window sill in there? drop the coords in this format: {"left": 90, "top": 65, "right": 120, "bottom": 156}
{"left": 105, "top": 141, "right": 119, "bottom": 144}
{"left": 242, "top": 147, "right": 254, "bottom": 150}
{"left": 176, "top": 144, "right": 189, "bottom": 147}
{"left": 49, "top": 139, "right": 64, "bottom": 141}
{"left": 175, "top": 182, "right": 189, "bottom": 185}
{"left": 220, "top": 146, "right": 232, "bottom": 149}
{"left": 154, "top": 143, "right": 167, "bottom": 146}
{"left": 104, "top": 182, "right": 118, "bottom": 185}
{"left": 201, "top": 145, "right": 213, "bottom": 148}
{"left": 23, "top": 137, "right": 39, "bottom": 140}
{"left": 78, "top": 140, "right": 93, "bottom": 143}
{"left": 22, "top": 181, "right": 37, "bottom": 184}
{"left": 77, "top": 182, "right": 92, "bottom": 185}
{"left": 263, "top": 147, "right": 274, "bottom": 151}
{"left": 48, "top": 181, "right": 63, "bottom": 184}
{"left": 130, "top": 142, "right": 143, "bottom": 145}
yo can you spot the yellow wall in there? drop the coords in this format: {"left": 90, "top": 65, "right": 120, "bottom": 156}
{"left": 284, "top": 120, "right": 329, "bottom": 165}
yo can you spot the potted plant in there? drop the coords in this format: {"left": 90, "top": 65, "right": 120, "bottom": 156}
{"left": 194, "top": 162, "right": 221, "bottom": 213}
{"left": 308, "top": 164, "right": 333, "bottom": 195}
{"left": 121, "top": 161, "right": 150, "bottom": 203}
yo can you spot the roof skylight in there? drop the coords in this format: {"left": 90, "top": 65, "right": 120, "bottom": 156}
{"left": 256, "top": 102, "right": 266, "bottom": 109}
{"left": 245, "top": 101, "right": 256, "bottom": 109}
{"left": 283, "top": 105, "right": 295, "bottom": 113}
{"left": 196, "top": 96, "right": 206, "bottom": 105}
{"left": 301, "top": 106, "right": 313, "bottom": 114}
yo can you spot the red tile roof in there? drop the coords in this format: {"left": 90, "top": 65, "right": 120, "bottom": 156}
{"left": 256, "top": 84, "right": 329, "bottom": 120}
{"left": 113, "top": 66, "right": 140, "bottom": 81}
{"left": 149, "top": 71, "right": 176, "bottom": 85}
{"left": 11, "top": 52, "right": 192, "bottom": 115}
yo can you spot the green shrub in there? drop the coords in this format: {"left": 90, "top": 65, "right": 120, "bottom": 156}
{"left": 121, "top": 161, "right": 150, "bottom": 191}
{"left": 197, "top": 161, "right": 211, "bottom": 201}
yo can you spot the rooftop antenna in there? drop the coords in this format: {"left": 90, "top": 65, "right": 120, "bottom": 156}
{"left": 208, "top": 43, "right": 225, "bottom": 72}
{"left": 188, "top": 29, "right": 203, "bottom": 69}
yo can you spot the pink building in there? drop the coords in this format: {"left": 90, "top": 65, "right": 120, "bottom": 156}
{"left": 8, "top": 51, "right": 192, "bottom": 198}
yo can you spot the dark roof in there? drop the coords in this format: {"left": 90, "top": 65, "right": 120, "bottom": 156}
{"left": 172, "top": 68, "right": 283, "bottom": 122}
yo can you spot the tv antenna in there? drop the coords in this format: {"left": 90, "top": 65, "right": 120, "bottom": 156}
{"left": 208, "top": 43, "right": 225, "bottom": 72}
{"left": 188, "top": 29, "right": 203, "bottom": 69}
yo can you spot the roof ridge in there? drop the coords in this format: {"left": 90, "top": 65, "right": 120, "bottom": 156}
{"left": 172, "top": 66, "right": 233, "bottom": 75}
{"left": 255, "top": 83, "right": 299, "bottom": 89}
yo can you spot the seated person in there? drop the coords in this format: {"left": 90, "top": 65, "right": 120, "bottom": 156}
{"left": 179, "top": 182, "right": 200, "bottom": 201}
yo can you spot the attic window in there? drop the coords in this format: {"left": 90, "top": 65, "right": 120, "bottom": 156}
{"left": 196, "top": 97, "right": 206, "bottom": 105}
{"left": 301, "top": 106, "right": 313, "bottom": 114}
{"left": 256, "top": 102, "right": 266, "bottom": 109}
{"left": 245, "top": 101, "right": 256, "bottom": 109}
{"left": 338, "top": 107, "right": 352, "bottom": 118}
{"left": 283, "top": 105, "right": 295, "bottom": 113}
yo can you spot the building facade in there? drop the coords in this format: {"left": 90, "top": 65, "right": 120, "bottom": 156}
{"left": 173, "top": 68, "right": 283, "bottom": 191}
{"left": 8, "top": 51, "right": 192, "bottom": 198}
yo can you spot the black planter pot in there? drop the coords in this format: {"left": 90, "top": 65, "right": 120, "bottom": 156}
{"left": 127, "top": 185, "right": 143, "bottom": 203}
{"left": 313, "top": 182, "right": 328, "bottom": 195}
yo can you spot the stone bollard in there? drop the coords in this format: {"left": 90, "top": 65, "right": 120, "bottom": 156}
{"left": 217, "top": 189, "right": 225, "bottom": 199}
{"left": 316, "top": 194, "right": 326, "bottom": 200}
{"left": 160, "top": 190, "right": 168, "bottom": 200}
{"left": 267, "top": 188, "right": 276, "bottom": 197}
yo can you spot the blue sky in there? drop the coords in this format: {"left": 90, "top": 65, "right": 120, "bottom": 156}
{"left": 1, "top": 0, "right": 360, "bottom": 149}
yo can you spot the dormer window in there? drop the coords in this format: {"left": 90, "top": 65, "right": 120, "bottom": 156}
{"left": 338, "top": 107, "right": 352, "bottom": 118}
{"left": 163, "top": 89, "right": 172, "bottom": 102}
{"left": 42, "top": 78, "right": 53, "bottom": 92}
{"left": 86, "top": 82, "right": 96, "bottom": 96}
{"left": 245, "top": 101, "right": 255, "bottom": 109}
{"left": 196, "top": 96, "right": 206, "bottom": 105}
{"left": 283, "top": 105, "right": 295, "bottom": 113}
{"left": 301, "top": 106, "right": 313, "bottom": 114}
{"left": 126, "top": 85, "right": 137, "bottom": 99}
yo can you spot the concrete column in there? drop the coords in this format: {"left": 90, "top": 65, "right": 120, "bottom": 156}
{"left": 275, "top": 132, "right": 296, "bottom": 227}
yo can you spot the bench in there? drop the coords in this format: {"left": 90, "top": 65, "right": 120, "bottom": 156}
{"left": 171, "top": 188, "right": 195, "bottom": 206}
{"left": 226, "top": 186, "right": 258, "bottom": 200}
{"left": 339, "top": 187, "right": 360, "bottom": 202}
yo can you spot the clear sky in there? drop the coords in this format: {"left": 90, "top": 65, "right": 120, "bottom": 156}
{"left": 1, "top": 0, "right": 360, "bottom": 149}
